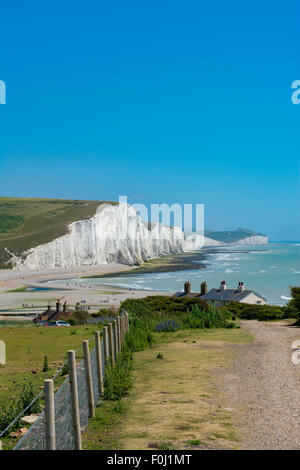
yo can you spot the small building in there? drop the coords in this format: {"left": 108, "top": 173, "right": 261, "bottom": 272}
{"left": 33, "top": 300, "right": 82, "bottom": 323}
{"left": 173, "top": 280, "right": 266, "bottom": 306}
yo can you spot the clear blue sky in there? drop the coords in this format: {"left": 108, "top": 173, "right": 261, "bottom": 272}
{"left": 0, "top": 0, "right": 299, "bottom": 240}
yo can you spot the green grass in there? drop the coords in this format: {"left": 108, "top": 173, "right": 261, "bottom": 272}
{"left": 82, "top": 327, "right": 252, "bottom": 450}
{"left": 5, "top": 286, "right": 28, "bottom": 293}
{"left": 0, "top": 324, "right": 101, "bottom": 406}
{"left": 0, "top": 197, "right": 116, "bottom": 268}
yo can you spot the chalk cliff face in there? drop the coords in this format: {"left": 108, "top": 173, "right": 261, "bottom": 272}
{"left": 13, "top": 203, "right": 267, "bottom": 270}
{"left": 227, "top": 235, "right": 268, "bottom": 246}
{"left": 183, "top": 233, "right": 222, "bottom": 250}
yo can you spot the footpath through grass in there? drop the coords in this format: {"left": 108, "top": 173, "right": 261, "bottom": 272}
{"left": 82, "top": 327, "right": 252, "bottom": 450}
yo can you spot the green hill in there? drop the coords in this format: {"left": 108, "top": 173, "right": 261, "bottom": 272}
{"left": 205, "top": 228, "right": 265, "bottom": 243}
{"left": 0, "top": 198, "right": 114, "bottom": 268}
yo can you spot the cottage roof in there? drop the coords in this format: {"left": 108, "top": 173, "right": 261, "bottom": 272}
{"left": 201, "top": 288, "right": 266, "bottom": 302}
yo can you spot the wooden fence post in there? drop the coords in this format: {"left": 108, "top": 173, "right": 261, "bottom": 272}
{"left": 113, "top": 319, "right": 118, "bottom": 358}
{"left": 117, "top": 316, "right": 121, "bottom": 351}
{"left": 107, "top": 323, "right": 115, "bottom": 367}
{"left": 44, "top": 379, "right": 56, "bottom": 450}
{"left": 83, "top": 340, "right": 95, "bottom": 418}
{"left": 95, "top": 331, "right": 104, "bottom": 395}
{"left": 103, "top": 325, "right": 108, "bottom": 361}
{"left": 124, "top": 312, "right": 129, "bottom": 333}
{"left": 68, "top": 350, "right": 82, "bottom": 450}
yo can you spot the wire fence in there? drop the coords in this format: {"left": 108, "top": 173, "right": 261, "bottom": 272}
{"left": 7, "top": 312, "right": 129, "bottom": 451}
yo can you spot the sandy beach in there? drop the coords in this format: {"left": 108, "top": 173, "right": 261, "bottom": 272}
{"left": 0, "top": 264, "right": 171, "bottom": 318}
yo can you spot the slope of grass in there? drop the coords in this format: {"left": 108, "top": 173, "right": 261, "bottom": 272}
{"left": 0, "top": 324, "right": 99, "bottom": 407}
{"left": 0, "top": 197, "right": 116, "bottom": 268}
{"left": 82, "top": 328, "right": 252, "bottom": 450}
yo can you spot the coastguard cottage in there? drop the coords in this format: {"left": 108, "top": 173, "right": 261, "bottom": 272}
{"left": 173, "top": 280, "right": 266, "bottom": 306}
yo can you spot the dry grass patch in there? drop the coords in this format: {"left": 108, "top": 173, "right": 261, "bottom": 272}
{"left": 120, "top": 328, "right": 252, "bottom": 450}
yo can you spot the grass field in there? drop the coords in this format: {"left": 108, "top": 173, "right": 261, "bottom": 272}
{"left": 82, "top": 328, "right": 253, "bottom": 450}
{"left": 0, "top": 324, "right": 101, "bottom": 406}
{"left": 0, "top": 197, "right": 115, "bottom": 268}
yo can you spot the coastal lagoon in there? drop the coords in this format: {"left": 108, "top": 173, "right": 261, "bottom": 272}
{"left": 62, "top": 243, "right": 300, "bottom": 306}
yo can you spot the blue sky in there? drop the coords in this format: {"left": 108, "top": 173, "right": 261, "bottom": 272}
{"left": 0, "top": 0, "right": 299, "bottom": 240}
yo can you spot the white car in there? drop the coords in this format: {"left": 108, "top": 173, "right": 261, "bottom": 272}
{"left": 48, "top": 321, "right": 71, "bottom": 327}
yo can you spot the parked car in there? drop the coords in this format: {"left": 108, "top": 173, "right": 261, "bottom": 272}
{"left": 48, "top": 321, "right": 71, "bottom": 327}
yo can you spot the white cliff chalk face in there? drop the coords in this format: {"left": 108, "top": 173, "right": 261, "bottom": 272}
{"left": 227, "top": 235, "right": 268, "bottom": 246}
{"left": 184, "top": 233, "right": 222, "bottom": 250}
{"left": 13, "top": 203, "right": 267, "bottom": 271}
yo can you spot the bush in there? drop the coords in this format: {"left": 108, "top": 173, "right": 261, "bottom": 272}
{"left": 220, "top": 302, "right": 289, "bottom": 321}
{"left": 182, "top": 305, "right": 228, "bottom": 329}
{"left": 104, "top": 347, "right": 133, "bottom": 400}
{"left": 91, "top": 307, "right": 117, "bottom": 318}
{"left": 19, "top": 382, "right": 40, "bottom": 414}
{"left": 73, "top": 309, "right": 89, "bottom": 324}
{"left": 121, "top": 296, "right": 236, "bottom": 334}
{"left": 284, "top": 287, "right": 300, "bottom": 321}
{"left": 121, "top": 296, "right": 209, "bottom": 323}
{"left": 0, "top": 401, "right": 22, "bottom": 435}
{"left": 62, "top": 309, "right": 89, "bottom": 325}
{"left": 124, "top": 322, "right": 155, "bottom": 351}
{"left": 43, "top": 355, "right": 49, "bottom": 372}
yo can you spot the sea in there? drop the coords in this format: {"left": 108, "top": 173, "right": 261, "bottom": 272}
{"left": 72, "top": 243, "right": 300, "bottom": 306}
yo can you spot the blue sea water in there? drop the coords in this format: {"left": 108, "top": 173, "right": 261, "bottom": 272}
{"left": 80, "top": 243, "right": 300, "bottom": 306}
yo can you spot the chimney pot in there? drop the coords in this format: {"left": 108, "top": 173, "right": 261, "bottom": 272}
{"left": 200, "top": 281, "right": 207, "bottom": 296}
{"left": 238, "top": 281, "right": 245, "bottom": 292}
{"left": 184, "top": 281, "right": 191, "bottom": 294}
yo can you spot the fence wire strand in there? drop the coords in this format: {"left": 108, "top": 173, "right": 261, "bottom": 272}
{"left": 12, "top": 316, "right": 126, "bottom": 450}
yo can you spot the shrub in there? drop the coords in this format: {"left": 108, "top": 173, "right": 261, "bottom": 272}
{"left": 19, "top": 382, "right": 40, "bottom": 414}
{"left": 121, "top": 295, "right": 210, "bottom": 323}
{"left": 284, "top": 287, "right": 300, "bottom": 321}
{"left": 220, "top": 302, "right": 289, "bottom": 321}
{"left": 73, "top": 309, "right": 89, "bottom": 325}
{"left": 0, "top": 401, "right": 22, "bottom": 435}
{"left": 104, "top": 347, "right": 133, "bottom": 400}
{"left": 43, "top": 355, "right": 49, "bottom": 372}
{"left": 60, "top": 360, "right": 69, "bottom": 376}
{"left": 183, "top": 305, "right": 228, "bottom": 329}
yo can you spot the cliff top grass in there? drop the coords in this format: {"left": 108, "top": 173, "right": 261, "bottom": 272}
{"left": 82, "top": 328, "right": 253, "bottom": 450}
{"left": 0, "top": 197, "right": 116, "bottom": 268}
{"left": 0, "top": 324, "right": 99, "bottom": 407}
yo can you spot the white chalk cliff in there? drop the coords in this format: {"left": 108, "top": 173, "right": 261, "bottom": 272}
{"left": 13, "top": 203, "right": 267, "bottom": 270}
{"left": 227, "top": 235, "right": 268, "bottom": 246}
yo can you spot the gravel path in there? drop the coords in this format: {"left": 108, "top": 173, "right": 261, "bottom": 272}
{"left": 222, "top": 320, "right": 300, "bottom": 450}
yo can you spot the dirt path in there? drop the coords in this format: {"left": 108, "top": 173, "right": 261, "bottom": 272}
{"left": 222, "top": 321, "right": 300, "bottom": 450}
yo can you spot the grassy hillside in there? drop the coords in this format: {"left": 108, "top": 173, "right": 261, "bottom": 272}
{"left": 205, "top": 228, "right": 265, "bottom": 243}
{"left": 0, "top": 198, "right": 116, "bottom": 268}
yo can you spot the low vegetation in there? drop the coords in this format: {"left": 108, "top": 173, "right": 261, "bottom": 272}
{"left": 284, "top": 287, "right": 300, "bottom": 322}
{"left": 0, "top": 324, "right": 100, "bottom": 443}
{"left": 83, "top": 326, "right": 252, "bottom": 450}
{"left": 218, "top": 302, "right": 291, "bottom": 321}
{"left": 121, "top": 296, "right": 236, "bottom": 332}
{"left": 0, "top": 197, "right": 115, "bottom": 268}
